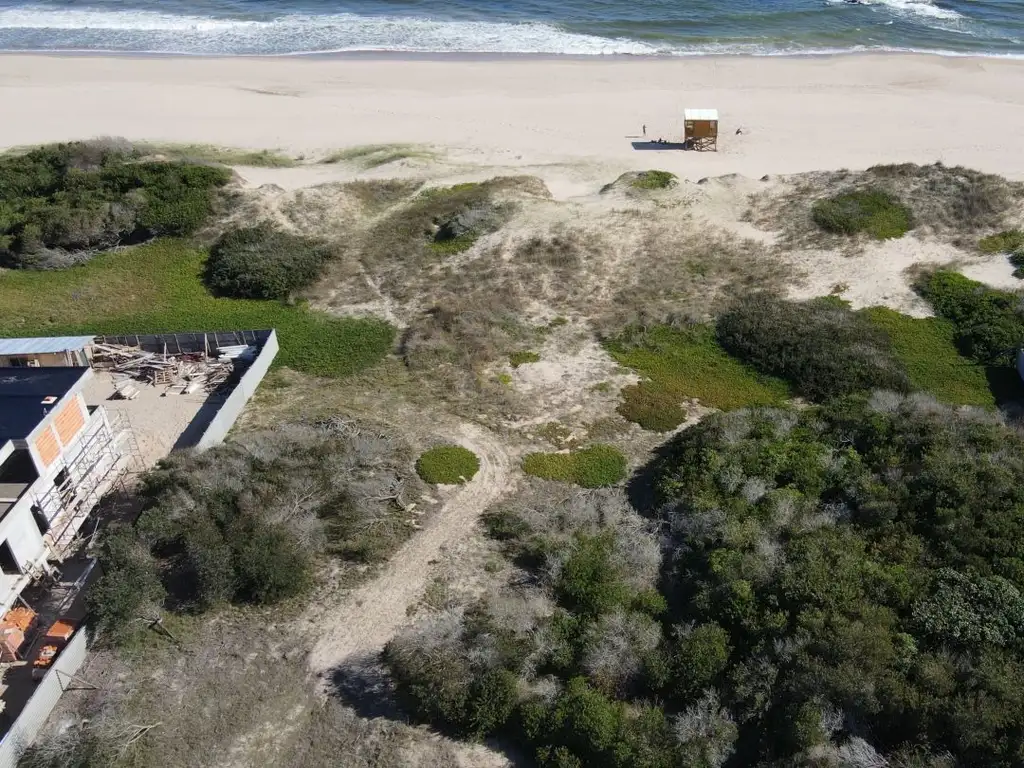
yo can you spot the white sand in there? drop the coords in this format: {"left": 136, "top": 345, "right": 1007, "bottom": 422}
{"left": 1, "top": 53, "right": 1023, "bottom": 180}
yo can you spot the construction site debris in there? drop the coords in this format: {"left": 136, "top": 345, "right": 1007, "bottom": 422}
{"left": 91, "top": 341, "right": 249, "bottom": 395}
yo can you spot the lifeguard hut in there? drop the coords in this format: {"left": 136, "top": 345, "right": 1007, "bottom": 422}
{"left": 684, "top": 108, "right": 719, "bottom": 152}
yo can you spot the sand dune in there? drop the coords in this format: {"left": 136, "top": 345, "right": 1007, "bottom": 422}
{"left": 1, "top": 53, "right": 1023, "bottom": 180}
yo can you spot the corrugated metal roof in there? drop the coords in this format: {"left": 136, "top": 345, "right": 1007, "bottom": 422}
{"left": 0, "top": 336, "right": 94, "bottom": 356}
{"left": 684, "top": 108, "right": 719, "bottom": 122}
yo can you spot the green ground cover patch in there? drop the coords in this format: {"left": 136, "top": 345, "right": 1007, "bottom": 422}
{"left": 606, "top": 325, "right": 790, "bottom": 430}
{"left": 0, "top": 239, "right": 394, "bottom": 378}
{"left": 416, "top": 445, "right": 481, "bottom": 485}
{"left": 509, "top": 350, "right": 541, "bottom": 368}
{"left": 862, "top": 307, "right": 995, "bottom": 407}
{"left": 144, "top": 144, "right": 297, "bottom": 168}
{"left": 521, "top": 444, "right": 627, "bottom": 488}
{"left": 979, "top": 230, "right": 1024, "bottom": 278}
{"left": 979, "top": 229, "right": 1024, "bottom": 254}
{"left": 426, "top": 232, "right": 478, "bottom": 256}
{"left": 630, "top": 170, "right": 677, "bottom": 190}
{"left": 812, "top": 188, "right": 913, "bottom": 239}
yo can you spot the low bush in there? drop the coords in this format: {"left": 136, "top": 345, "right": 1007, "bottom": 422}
{"left": 205, "top": 224, "right": 331, "bottom": 299}
{"left": 811, "top": 188, "right": 912, "bottom": 239}
{"left": 916, "top": 270, "right": 1024, "bottom": 365}
{"left": 88, "top": 528, "right": 165, "bottom": 640}
{"left": 606, "top": 325, "right": 790, "bottom": 420}
{"left": 416, "top": 445, "right": 481, "bottom": 485}
{"left": 509, "top": 350, "right": 541, "bottom": 368}
{"left": 716, "top": 296, "right": 911, "bottom": 401}
{"left": 631, "top": 171, "right": 677, "bottom": 190}
{"left": 522, "top": 445, "right": 627, "bottom": 488}
{"left": 0, "top": 142, "right": 231, "bottom": 268}
{"left": 616, "top": 382, "right": 687, "bottom": 432}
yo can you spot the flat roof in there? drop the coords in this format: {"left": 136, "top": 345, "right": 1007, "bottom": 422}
{"left": 684, "top": 108, "right": 719, "bottom": 122}
{"left": 0, "top": 368, "right": 89, "bottom": 441}
{"left": 0, "top": 336, "right": 94, "bottom": 357}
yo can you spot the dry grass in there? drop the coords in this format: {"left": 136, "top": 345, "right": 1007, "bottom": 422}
{"left": 322, "top": 144, "right": 436, "bottom": 169}
{"left": 604, "top": 218, "right": 791, "bottom": 328}
{"left": 344, "top": 179, "right": 425, "bottom": 213}
{"left": 750, "top": 163, "right": 1024, "bottom": 249}
{"left": 27, "top": 609, "right": 468, "bottom": 768}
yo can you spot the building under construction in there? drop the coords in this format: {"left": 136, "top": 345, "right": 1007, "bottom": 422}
{"left": 0, "top": 366, "right": 130, "bottom": 615}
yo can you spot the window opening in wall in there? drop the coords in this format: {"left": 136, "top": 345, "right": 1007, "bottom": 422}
{"left": 31, "top": 504, "right": 50, "bottom": 536}
{"left": 0, "top": 542, "right": 21, "bottom": 575}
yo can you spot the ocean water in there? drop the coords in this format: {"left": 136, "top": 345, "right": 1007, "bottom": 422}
{"left": 0, "top": 0, "right": 1021, "bottom": 58}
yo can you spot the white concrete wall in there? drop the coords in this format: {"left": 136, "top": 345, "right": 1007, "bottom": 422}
{"left": 0, "top": 497, "right": 47, "bottom": 613}
{"left": 0, "top": 627, "right": 89, "bottom": 768}
{"left": 195, "top": 330, "right": 279, "bottom": 450}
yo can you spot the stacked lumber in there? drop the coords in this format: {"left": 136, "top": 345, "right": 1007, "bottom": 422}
{"left": 92, "top": 341, "right": 254, "bottom": 394}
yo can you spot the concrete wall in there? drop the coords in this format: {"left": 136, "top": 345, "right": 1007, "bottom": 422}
{"left": 0, "top": 499, "right": 47, "bottom": 574}
{"left": 0, "top": 351, "right": 87, "bottom": 368}
{"left": 195, "top": 329, "right": 279, "bottom": 450}
{"left": 0, "top": 627, "right": 88, "bottom": 768}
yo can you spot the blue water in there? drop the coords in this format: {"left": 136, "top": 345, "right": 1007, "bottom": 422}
{"left": 0, "top": 0, "right": 1021, "bottom": 57}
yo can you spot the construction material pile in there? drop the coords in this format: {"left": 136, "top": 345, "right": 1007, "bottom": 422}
{"left": 91, "top": 341, "right": 256, "bottom": 398}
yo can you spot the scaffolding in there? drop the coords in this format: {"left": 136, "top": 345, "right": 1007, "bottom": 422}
{"left": 31, "top": 408, "right": 141, "bottom": 561}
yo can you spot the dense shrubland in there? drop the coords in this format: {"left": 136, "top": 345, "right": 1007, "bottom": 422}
{"left": 91, "top": 420, "right": 420, "bottom": 641}
{"left": 0, "top": 141, "right": 231, "bottom": 268}
{"left": 385, "top": 396, "right": 1024, "bottom": 767}
{"left": 716, "top": 296, "right": 910, "bottom": 402}
{"left": 916, "top": 270, "right": 1024, "bottom": 366}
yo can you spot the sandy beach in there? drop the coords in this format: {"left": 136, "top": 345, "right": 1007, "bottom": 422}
{"left": 1, "top": 53, "right": 1023, "bottom": 181}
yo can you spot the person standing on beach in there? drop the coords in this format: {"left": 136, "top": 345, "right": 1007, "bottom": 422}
{"left": 642, "top": 124, "right": 646, "bottom": 137}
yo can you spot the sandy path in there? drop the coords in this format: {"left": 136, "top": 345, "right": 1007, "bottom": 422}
{"left": 308, "top": 421, "right": 513, "bottom": 674}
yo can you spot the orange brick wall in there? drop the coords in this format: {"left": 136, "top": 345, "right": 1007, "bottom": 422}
{"left": 34, "top": 426, "right": 60, "bottom": 468}
{"left": 53, "top": 397, "right": 85, "bottom": 446}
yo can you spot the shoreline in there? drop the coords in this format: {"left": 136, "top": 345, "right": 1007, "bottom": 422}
{"left": 2, "top": 52, "right": 1023, "bottom": 182}
{"left": 2, "top": 47, "right": 1024, "bottom": 63}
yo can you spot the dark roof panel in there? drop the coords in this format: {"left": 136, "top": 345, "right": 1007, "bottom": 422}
{"left": 0, "top": 368, "right": 88, "bottom": 441}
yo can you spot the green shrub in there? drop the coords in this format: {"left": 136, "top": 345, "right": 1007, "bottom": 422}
{"left": 88, "top": 529, "right": 165, "bottom": 639}
{"left": 606, "top": 325, "right": 790, "bottom": 416}
{"left": 522, "top": 445, "right": 627, "bottom": 488}
{"left": 205, "top": 224, "right": 331, "bottom": 299}
{"left": 616, "top": 382, "right": 687, "bottom": 432}
{"left": 630, "top": 171, "right": 676, "bottom": 190}
{"left": 916, "top": 270, "right": 1024, "bottom": 365}
{"left": 811, "top": 188, "right": 913, "bottom": 239}
{"left": 510, "top": 350, "right": 541, "bottom": 368}
{"left": 555, "top": 533, "right": 629, "bottom": 618}
{"left": 0, "top": 142, "right": 231, "bottom": 268}
{"left": 716, "top": 296, "right": 911, "bottom": 401}
{"left": 416, "top": 445, "right": 481, "bottom": 484}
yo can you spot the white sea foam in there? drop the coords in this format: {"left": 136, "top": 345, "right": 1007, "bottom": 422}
{"left": 0, "top": 4, "right": 1012, "bottom": 58}
{"left": 0, "top": 7, "right": 665, "bottom": 55}
{"left": 826, "top": 0, "right": 963, "bottom": 22}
